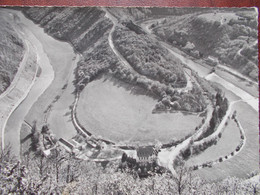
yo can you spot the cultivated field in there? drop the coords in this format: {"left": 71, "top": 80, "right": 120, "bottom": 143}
{"left": 76, "top": 75, "right": 202, "bottom": 145}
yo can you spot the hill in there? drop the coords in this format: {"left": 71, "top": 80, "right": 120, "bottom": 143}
{"left": 23, "top": 7, "right": 207, "bottom": 112}
{"left": 150, "top": 9, "right": 258, "bottom": 81}
{"left": 0, "top": 10, "right": 24, "bottom": 94}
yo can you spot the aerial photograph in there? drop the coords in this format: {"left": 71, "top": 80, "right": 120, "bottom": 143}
{"left": 0, "top": 6, "right": 258, "bottom": 194}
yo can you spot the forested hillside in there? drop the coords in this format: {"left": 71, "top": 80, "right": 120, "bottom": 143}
{"left": 23, "top": 7, "right": 119, "bottom": 89}
{"left": 151, "top": 9, "right": 258, "bottom": 81}
{"left": 0, "top": 12, "right": 24, "bottom": 94}
{"left": 23, "top": 7, "right": 207, "bottom": 112}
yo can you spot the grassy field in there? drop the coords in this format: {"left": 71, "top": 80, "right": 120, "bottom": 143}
{"left": 187, "top": 118, "right": 241, "bottom": 166}
{"left": 191, "top": 101, "right": 258, "bottom": 181}
{"left": 198, "top": 12, "right": 238, "bottom": 24}
{"left": 76, "top": 75, "right": 202, "bottom": 145}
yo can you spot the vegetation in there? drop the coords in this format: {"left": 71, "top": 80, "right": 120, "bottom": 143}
{"left": 74, "top": 38, "right": 120, "bottom": 92}
{"left": 152, "top": 9, "right": 258, "bottom": 81}
{"left": 0, "top": 12, "right": 24, "bottom": 94}
{"left": 19, "top": 7, "right": 258, "bottom": 191}
{"left": 23, "top": 7, "right": 208, "bottom": 113}
{"left": 112, "top": 26, "right": 206, "bottom": 112}
{"left": 0, "top": 146, "right": 259, "bottom": 194}
{"left": 23, "top": 7, "right": 116, "bottom": 93}
{"left": 197, "top": 91, "right": 228, "bottom": 141}
{"left": 113, "top": 26, "right": 186, "bottom": 88}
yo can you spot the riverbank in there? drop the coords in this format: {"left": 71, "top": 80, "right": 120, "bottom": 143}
{"left": 0, "top": 9, "right": 39, "bottom": 154}
{"left": 3, "top": 9, "right": 54, "bottom": 157}
{"left": 15, "top": 10, "right": 77, "bottom": 132}
{"left": 4, "top": 9, "right": 77, "bottom": 157}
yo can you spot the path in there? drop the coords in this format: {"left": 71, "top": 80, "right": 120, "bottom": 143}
{"left": 103, "top": 8, "right": 193, "bottom": 92}
{"left": 205, "top": 73, "right": 258, "bottom": 112}
{"left": 194, "top": 114, "right": 246, "bottom": 170}
{"left": 139, "top": 18, "right": 258, "bottom": 176}
{"left": 158, "top": 99, "right": 236, "bottom": 176}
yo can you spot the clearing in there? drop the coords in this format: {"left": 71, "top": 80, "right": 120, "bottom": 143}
{"left": 198, "top": 12, "right": 238, "bottom": 25}
{"left": 76, "top": 74, "right": 202, "bottom": 145}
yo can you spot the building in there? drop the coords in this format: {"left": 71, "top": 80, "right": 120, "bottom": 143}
{"left": 206, "top": 56, "right": 218, "bottom": 66}
{"left": 136, "top": 146, "right": 158, "bottom": 164}
{"left": 121, "top": 146, "right": 162, "bottom": 177}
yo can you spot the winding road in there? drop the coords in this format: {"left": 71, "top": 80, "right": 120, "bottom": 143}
{"left": 139, "top": 18, "right": 258, "bottom": 176}
{"left": 103, "top": 8, "right": 193, "bottom": 92}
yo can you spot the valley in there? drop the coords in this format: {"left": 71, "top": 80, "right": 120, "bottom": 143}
{"left": 0, "top": 6, "right": 258, "bottom": 194}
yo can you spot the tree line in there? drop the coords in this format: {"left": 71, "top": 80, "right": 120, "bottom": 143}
{"left": 0, "top": 145, "right": 258, "bottom": 194}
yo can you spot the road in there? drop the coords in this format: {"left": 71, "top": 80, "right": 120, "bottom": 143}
{"left": 103, "top": 8, "right": 193, "bottom": 92}
{"left": 139, "top": 18, "right": 258, "bottom": 176}
{"left": 205, "top": 73, "right": 258, "bottom": 111}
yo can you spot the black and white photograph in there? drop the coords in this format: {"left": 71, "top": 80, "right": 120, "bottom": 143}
{"left": 0, "top": 6, "right": 258, "bottom": 194}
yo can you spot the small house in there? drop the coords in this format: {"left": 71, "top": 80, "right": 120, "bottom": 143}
{"left": 206, "top": 56, "right": 218, "bottom": 66}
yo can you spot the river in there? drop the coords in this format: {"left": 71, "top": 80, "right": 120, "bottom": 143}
{"left": 4, "top": 9, "right": 76, "bottom": 158}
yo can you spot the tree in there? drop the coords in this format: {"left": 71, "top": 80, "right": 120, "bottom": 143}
{"left": 30, "top": 121, "right": 40, "bottom": 152}
{"left": 173, "top": 161, "right": 194, "bottom": 195}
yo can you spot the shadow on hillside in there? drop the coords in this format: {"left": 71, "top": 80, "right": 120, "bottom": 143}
{"left": 100, "top": 73, "right": 159, "bottom": 100}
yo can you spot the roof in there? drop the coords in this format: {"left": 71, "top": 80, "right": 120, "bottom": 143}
{"left": 136, "top": 146, "right": 154, "bottom": 158}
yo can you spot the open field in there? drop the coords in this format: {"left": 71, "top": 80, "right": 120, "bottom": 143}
{"left": 205, "top": 73, "right": 258, "bottom": 112}
{"left": 192, "top": 101, "right": 258, "bottom": 181}
{"left": 76, "top": 75, "right": 202, "bottom": 145}
{"left": 187, "top": 118, "right": 241, "bottom": 166}
{"left": 198, "top": 12, "right": 238, "bottom": 24}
